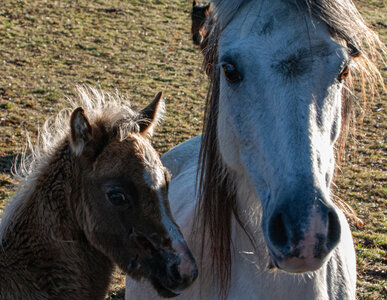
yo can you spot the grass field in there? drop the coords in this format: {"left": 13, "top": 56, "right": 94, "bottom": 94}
{"left": 0, "top": 1, "right": 385, "bottom": 299}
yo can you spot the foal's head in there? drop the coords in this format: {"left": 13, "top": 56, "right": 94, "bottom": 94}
{"left": 191, "top": 0, "right": 210, "bottom": 45}
{"left": 68, "top": 90, "right": 197, "bottom": 297}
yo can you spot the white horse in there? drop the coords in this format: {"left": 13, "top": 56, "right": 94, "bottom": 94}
{"left": 126, "top": 0, "right": 384, "bottom": 299}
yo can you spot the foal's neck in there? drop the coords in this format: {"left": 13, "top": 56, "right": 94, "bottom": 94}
{"left": 2, "top": 143, "right": 77, "bottom": 243}
{"left": 0, "top": 142, "right": 113, "bottom": 300}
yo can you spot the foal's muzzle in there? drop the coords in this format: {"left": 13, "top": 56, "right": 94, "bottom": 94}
{"left": 168, "top": 240, "right": 198, "bottom": 292}
{"left": 129, "top": 232, "right": 198, "bottom": 297}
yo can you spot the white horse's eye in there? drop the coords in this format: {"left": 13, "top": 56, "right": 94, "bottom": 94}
{"left": 348, "top": 43, "right": 361, "bottom": 57}
{"left": 222, "top": 63, "right": 243, "bottom": 83}
{"left": 338, "top": 66, "right": 350, "bottom": 82}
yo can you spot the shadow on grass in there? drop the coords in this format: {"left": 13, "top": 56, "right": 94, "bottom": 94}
{"left": 106, "top": 287, "right": 125, "bottom": 300}
{"left": 362, "top": 268, "right": 387, "bottom": 281}
{"left": 0, "top": 155, "right": 17, "bottom": 174}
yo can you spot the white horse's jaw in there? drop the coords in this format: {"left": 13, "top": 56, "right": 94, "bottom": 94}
{"left": 216, "top": 0, "right": 347, "bottom": 272}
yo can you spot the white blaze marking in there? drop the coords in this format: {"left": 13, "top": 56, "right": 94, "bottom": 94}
{"left": 156, "top": 189, "right": 184, "bottom": 246}
{"left": 142, "top": 164, "right": 184, "bottom": 246}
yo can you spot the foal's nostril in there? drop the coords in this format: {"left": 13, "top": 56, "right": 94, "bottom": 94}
{"left": 269, "top": 213, "right": 288, "bottom": 248}
{"left": 327, "top": 210, "right": 341, "bottom": 250}
{"left": 169, "top": 262, "right": 182, "bottom": 282}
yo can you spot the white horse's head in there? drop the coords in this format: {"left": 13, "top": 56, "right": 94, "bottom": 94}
{"left": 198, "top": 0, "right": 383, "bottom": 288}
{"left": 217, "top": 0, "right": 350, "bottom": 272}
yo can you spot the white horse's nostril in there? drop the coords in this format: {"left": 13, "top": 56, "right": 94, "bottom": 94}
{"left": 266, "top": 198, "right": 341, "bottom": 273}
{"left": 326, "top": 210, "right": 341, "bottom": 250}
{"left": 269, "top": 213, "right": 288, "bottom": 248}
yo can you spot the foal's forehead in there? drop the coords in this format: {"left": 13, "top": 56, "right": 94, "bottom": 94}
{"left": 128, "top": 134, "right": 166, "bottom": 189}
{"left": 126, "top": 134, "right": 160, "bottom": 162}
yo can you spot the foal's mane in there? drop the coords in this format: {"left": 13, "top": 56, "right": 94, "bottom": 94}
{"left": 196, "top": 0, "right": 385, "bottom": 297}
{"left": 0, "top": 87, "right": 143, "bottom": 245}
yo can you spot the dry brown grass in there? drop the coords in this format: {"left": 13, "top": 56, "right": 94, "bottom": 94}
{"left": 0, "top": 1, "right": 385, "bottom": 299}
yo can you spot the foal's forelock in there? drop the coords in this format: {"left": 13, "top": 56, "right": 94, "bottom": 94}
{"left": 197, "top": 0, "right": 385, "bottom": 297}
{"left": 21, "top": 87, "right": 143, "bottom": 175}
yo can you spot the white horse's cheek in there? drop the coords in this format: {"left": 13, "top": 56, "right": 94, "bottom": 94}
{"left": 218, "top": 89, "right": 272, "bottom": 208}
{"left": 217, "top": 90, "right": 243, "bottom": 171}
{"left": 312, "top": 88, "right": 342, "bottom": 188}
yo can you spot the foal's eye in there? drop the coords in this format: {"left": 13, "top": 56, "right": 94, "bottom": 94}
{"left": 222, "top": 63, "right": 243, "bottom": 83}
{"left": 107, "top": 191, "right": 128, "bottom": 206}
{"left": 338, "top": 66, "right": 350, "bottom": 82}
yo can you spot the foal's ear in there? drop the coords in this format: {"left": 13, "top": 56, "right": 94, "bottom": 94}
{"left": 138, "top": 91, "right": 164, "bottom": 136}
{"left": 70, "top": 107, "right": 92, "bottom": 156}
{"left": 193, "top": 0, "right": 197, "bottom": 8}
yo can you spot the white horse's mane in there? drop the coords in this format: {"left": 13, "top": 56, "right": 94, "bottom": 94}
{"left": 0, "top": 87, "right": 148, "bottom": 245}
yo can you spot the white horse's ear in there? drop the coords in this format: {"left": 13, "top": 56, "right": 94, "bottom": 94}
{"left": 138, "top": 91, "right": 165, "bottom": 136}
{"left": 70, "top": 107, "right": 92, "bottom": 156}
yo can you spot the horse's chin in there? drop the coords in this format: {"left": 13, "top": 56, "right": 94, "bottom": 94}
{"left": 125, "top": 268, "right": 180, "bottom": 298}
{"left": 125, "top": 260, "right": 180, "bottom": 298}
{"left": 149, "top": 276, "right": 180, "bottom": 298}
{"left": 269, "top": 254, "right": 326, "bottom": 274}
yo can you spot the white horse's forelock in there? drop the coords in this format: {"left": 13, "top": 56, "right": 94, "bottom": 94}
{"left": 209, "top": 0, "right": 385, "bottom": 87}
